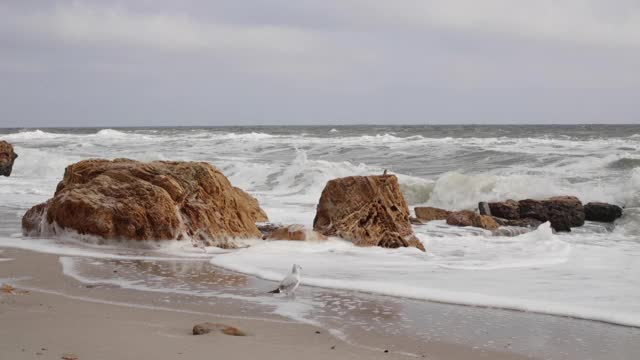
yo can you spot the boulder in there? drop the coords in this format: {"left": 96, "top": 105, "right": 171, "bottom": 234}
{"left": 313, "top": 174, "right": 425, "bottom": 251}
{"left": 414, "top": 206, "right": 451, "bottom": 222}
{"left": 488, "top": 200, "right": 520, "bottom": 219}
{"left": 0, "top": 140, "right": 18, "bottom": 177}
{"left": 22, "top": 159, "right": 267, "bottom": 247}
{"left": 517, "top": 197, "right": 585, "bottom": 232}
{"left": 488, "top": 196, "right": 584, "bottom": 232}
{"left": 584, "top": 202, "right": 623, "bottom": 222}
{"left": 263, "top": 224, "right": 328, "bottom": 241}
{"left": 446, "top": 210, "right": 499, "bottom": 230}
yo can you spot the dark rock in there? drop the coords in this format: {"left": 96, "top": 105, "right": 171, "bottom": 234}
{"left": 478, "top": 202, "right": 491, "bottom": 216}
{"left": 518, "top": 199, "right": 548, "bottom": 221}
{"left": 488, "top": 200, "right": 519, "bottom": 219}
{"left": 0, "top": 140, "right": 18, "bottom": 177}
{"left": 584, "top": 202, "right": 623, "bottom": 222}
{"left": 543, "top": 196, "right": 585, "bottom": 231}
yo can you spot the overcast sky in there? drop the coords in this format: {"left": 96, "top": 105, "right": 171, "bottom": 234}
{"left": 1, "top": 1, "right": 639, "bottom": 127}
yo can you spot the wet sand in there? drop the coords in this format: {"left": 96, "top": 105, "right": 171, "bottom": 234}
{"left": 1, "top": 248, "right": 639, "bottom": 360}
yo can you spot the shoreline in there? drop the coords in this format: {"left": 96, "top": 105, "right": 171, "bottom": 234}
{"left": 2, "top": 247, "right": 640, "bottom": 359}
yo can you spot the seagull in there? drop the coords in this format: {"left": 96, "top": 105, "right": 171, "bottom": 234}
{"left": 268, "top": 264, "right": 302, "bottom": 296}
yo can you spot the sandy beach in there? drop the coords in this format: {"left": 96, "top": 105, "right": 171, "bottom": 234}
{"left": 2, "top": 247, "right": 639, "bottom": 360}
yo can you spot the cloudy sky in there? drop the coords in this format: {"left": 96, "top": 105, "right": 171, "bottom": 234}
{"left": 1, "top": 1, "right": 639, "bottom": 127}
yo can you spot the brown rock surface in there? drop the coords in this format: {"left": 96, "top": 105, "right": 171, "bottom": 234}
{"left": 488, "top": 200, "right": 520, "bottom": 219}
{"left": 22, "top": 159, "right": 267, "bottom": 246}
{"left": 192, "top": 322, "right": 246, "bottom": 336}
{"left": 446, "top": 211, "right": 499, "bottom": 230}
{"left": 264, "top": 224, "right": 328, "bottom": 241}
{"left": 414, "top": 206, "right": 451, "bottom": 222}
{"left": 313, "top": 174, "right": 425, "bottom": 251}
{"left": 0, "top": 140, "right": 18, "bottom": 177}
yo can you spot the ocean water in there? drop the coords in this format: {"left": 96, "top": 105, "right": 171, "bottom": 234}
{"left": 1, "top": 125, "right": 639, "bottom": 329}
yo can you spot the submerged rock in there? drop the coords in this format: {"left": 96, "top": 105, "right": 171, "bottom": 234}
{"left": 584, "top": 202, "right": 623, "bottom": 223}
{"left": 22, "top": 159, "right": 267, "bottom": 247}
{"left": 493, "top": 217, "right": 543, "bottom": 229}
{"left": 313, "top": 174, "right": 425, "bottom": 251}
{"left": 414, "top": 206, "right": 451, "bottom": 222}
{"left": 0, "top": 140, "right": 18, "bottom": 177}
{"left": 446, "top": 210, "right": 499, "bottom": 230}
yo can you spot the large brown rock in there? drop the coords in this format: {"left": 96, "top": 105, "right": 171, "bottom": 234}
{"left": 0, "top": 140, "right": 18, "bottom": 177}
{"left": 488, "top": 200, "right": 520, "bottom": 219}
{"left": 446, "top": 210, "right": 499, "bottom": 230}
{"left": 414, "top": 206, "right": 451, "bottom": 222}
{"left": 22, "top": 159, "right": 267, "bottom": 247}
{"left": 584, "top": 202, "right": 623, "bottom": 223}
{"left": 313, "top": 174, "right": 425, "bottom": 251}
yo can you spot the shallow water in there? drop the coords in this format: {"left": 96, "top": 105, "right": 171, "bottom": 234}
{"left": 0, "top": 125, "right": 639, "bottom": 329}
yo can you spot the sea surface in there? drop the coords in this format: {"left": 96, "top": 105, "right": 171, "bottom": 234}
{"left": 1, "top": 125, "right": 639, "bottom": 331}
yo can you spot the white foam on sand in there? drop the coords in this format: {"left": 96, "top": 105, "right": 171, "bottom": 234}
{"left": 209, "top": 224, "right": 640, "bottom": 328}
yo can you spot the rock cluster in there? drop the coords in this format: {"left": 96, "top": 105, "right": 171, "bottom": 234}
{"left": 22, "top": 159, "right": 267, "bottom": 247}
{"left": 313, "top": 174, "right": 425, "bottom": 251}
{"left": 0, "top": 140, "right": 18, "bottom": 177}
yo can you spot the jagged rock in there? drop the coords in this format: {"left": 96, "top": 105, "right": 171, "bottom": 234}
{"left": 446, "top": 210, "right": 499, "bottom": 230}
{"left": 488, "top": 200, "right": 520, "bottom": 219}
{"left": 414, "top": 206, "right": 451, "bottom": 222}
{"left": 264, "top": 224, "right": 327, "bottom": 241}
{"left": 584, "top": 202, "right": 623, "bottom": 222}
{"left": 22, "top": 159, "right": 267, "bottom": 247}
{"left": 313, "top": 174, "right": 425, "bottom": 251}
{"left": 0, "top": 140, "right": 18, "bottom": 177}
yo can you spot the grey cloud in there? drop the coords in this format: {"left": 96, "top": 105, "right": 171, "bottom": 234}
{"left": 0, "top": 1, "right": 639, "bottom": 126}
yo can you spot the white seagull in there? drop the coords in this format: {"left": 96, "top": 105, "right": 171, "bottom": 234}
{"left": 269, "top": 264, "right": 302, "bottom": 296}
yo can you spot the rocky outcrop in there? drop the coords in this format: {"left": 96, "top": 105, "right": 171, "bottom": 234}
{"left": 313, "top": 174, "right": 425, "bottom": 251}
{"left": 263, "top": 224, "right": 328, "bottom": 241}
{"left": 22, "top": 159, "right": 267, "bottom": 247}
{"left": 584, "top": 202, "right": 623, "bottom": 222}
{"left": 446, "top": 210, "right": 499, "bottom": 230}
{"left": 484, "top": 197, "right": 584, "bottom": 232}
{"left": 0, "top": 141, "right": 18, "bottom": 177}
{"left": 414, "top": 206, "right": 451, "bottom": 222}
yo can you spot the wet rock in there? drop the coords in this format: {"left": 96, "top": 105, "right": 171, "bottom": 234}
{"left": 409, "top": 216, "right": 424, "bottom": 225}
{"left": 22, "top": 159, "right": 267, "bottom": 247}
{"left": 584, "top": 202, "right": 623, "bottom": 222}
{"left": 193, "top": 322, "right": 246, "bottom": 336}
{"left": 446, "top": 211, "right": 499, "bottom": 230}
{"left": 478, "top": 202, "right": 491, "bottom": 216}
{"left": 264, "top": 224, "right": 327, "bottom": 241}
{"left": 488, "top": 200, "right": 520, "bottom": 219}
{"left": 542, "top": 196, "right": 585, "bottom": 231}
{"left": 414, "top": 206, "right": 451, "bottom": 222}
{"left": 0, "top": 140, "right": 18, "bottom": 177}
{"left": 493, "top": 217, "right": 543, "bottom": 228}
{"left": 313, "top": 174, "right": 425, "bottom": 251}
{"left": 518, "top": 199, "right": 548, "bottom": 221}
